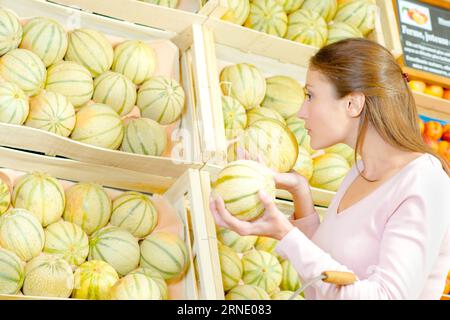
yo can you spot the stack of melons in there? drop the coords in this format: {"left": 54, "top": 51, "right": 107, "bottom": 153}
{"left": 0, "top": 171, "right": 190, "bottom": 300}
{"left": 0, "top": 6, "right": 185, "bottom": 157}
{"left": 221, "top": 0, "right": 376, "bottom": 48}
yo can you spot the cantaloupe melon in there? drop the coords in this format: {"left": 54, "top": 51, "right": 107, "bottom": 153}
{"left": 326, "top": 21, "right": 363, "bottom": 45}
{"left": 275, "top": 0, "right": 304, "bottom": 14}
{"left": 0, "top": 247, "right": 24, "bottom": 295}
{"left": 244, "top": 0, "right": 288, "bottom": 37}
{"left": 110, "top": 273, "right": 162, "bottom": 300}
{"left": 20, "top": 17, "right": 68, "bottom": 67}
{"left": 44, "top": 220, "right": 89, "bottom": 267}
{"left": 242, "top": 249, "right": 282, "bottom": 294}
{"left": 222, "top": 0, "right": 250, "bottom": 25}
{"left": 0, "top": 78, "right": 29, "bottom": 125}
{"left": 0, "top": 48, "right": 46, "bottom": 96}
{"left": 220, "top": 63, "right": 266, "bottom": 110}
{"left": 255, "top": 236, "right": 278, "bottom": 253}
{"left": 0, "top": 8, "right": 22, "bottom": 56}
{"left": 63, "top": 182, "right": 112, "bottom": 236}
{"left": 0, "top": 178, "right": 10, "bottom": 215}
{"left": 280, "top": 259, "right": 301, "bottom": 291}
{"left": 12, "top": 172, "right": 65, "bottom": 226}
{"left": 334, "top": 0, "right": 376, "bottom": 36}
{"left": 212, "top": 160, "right": 276, "bottom": 221}
{"left": 72, "top": 260, "right": 119, "bottom": 300}
{"left": 310, "top": 153, "right": 350, "bottom": 191}
{"left": 140, "top": 231, "right": 190, "bottom": 281}
{"left": 110, "top": 191, "right": 158, "bottom": 238}
{"left": 271, "top": 290, "right": 304, "bottom": 300}
{"left": 112, "top": 40, "right": 156, "bottom": 85}
{"left": 261, "top": 75, "right": 304, "bottom": 119}
{"left": 89, "top": 226, "right": 140, "bottom": 276}
{"left": 286, "top": 9, "right": 328, "bottom": 48}
{"left": 217, "top": 227, "right": 257, "bottom": 253}
{"left": 120, "top": 118, "right": 167, "bottom": 157}
{"left": 93, "top": 71, "right": 137, "bottom": 116}
{"left": 225, "top": 284, "right": 270, "bottom": 300}
{"left": 45, "top": 60, "right": 94, "bottom": 109}
{"left": 0, "top": 208, "right": 44, "bottom": 261}
{"left": 293, "top": 146, "right": 314, "bottom": 180}
{"left": 286, "top": 117, "right": 314, "bottom": 154}
{"left": 25, "top": 91, "right": 76, "bottom": 137}
{"left": 23, "top": 253, "right": 74, "bottom": 298}
{"left": 222, "top": 95, "right": 247, "bottom": 139}
{"left": 70, "top": 103, "right": 124, "bottom": 150}
{"left": 301, "top": 0, "right": 338, "bottom": 22}
{"left": 129, "top": 267, "right": 169, "bottom": 300}
{"left": 65, "top": 28, "right": 113, "bottom": 77}
{"left": 246, "top": 107, "right": 285, "bottom": 127}
{"left": 324, "top": 143, "right": 355, "bottom": 165}
{"left": 137, "top": 76, "right": 185, "bottom": 125}
{"left": 218, "top": 244, "right": 243, "bottom": 292}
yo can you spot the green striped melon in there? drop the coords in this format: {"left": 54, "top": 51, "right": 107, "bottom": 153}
{"left": 43, "top": 220, "right": 89, "bottom": 267}
{"left": 217, "top": 227, "right": 257, "bottom": 253}
{"left": 110, "top": 191, "right": 158, "bottom": 238}
{"left": 293, "top": 146, "right": 313, "bottom": 180}
{"left": 0, "top": 48, "right": 46, "bottom": 96}
{"left": 110, "top": 273, "right": 162, "bottom": 300}
{"left": 280, "top": 259, "right": 301, "bottom": 291}
{"left": 65, "top": 29, "right": 113, "bottom": 77}
{"left": 23, "top": 253, "right": 74, "bottom": 298}
{"left": 0, "top": 178, "right": 10, "bottom": 215}
{"left": 225, "top": 284, "right": 270, "bottom": 300}
{"left": 220, "top": 63, "right": 266, "bottom": 110}
{"left": 324, "top": 143, "right": 355, "bottom": 165}
{"left": 0, "top": 208, "right": 44, "bottom": 261}
{"left": 72, "top": 260, "right": 119, "bottom": 300}
{"left": 326, "top": 21, "right": 363, "bottom": 45}
{"left": 241, "top": 118, "right": 299, "bottom": 172}
{"left": 25, "top": 91, "right": 76, "bottom": 137}
{"left": 93, "top": 71, "right": 137, "bottom": 116}
{"left": 218, "top": 244, "right": 243, "bottom": 291}
{"left": 140, "top": 0, "right": 179, "bottom": 8}
{"left": 261, "top": 75, "right": 304, "bottom": 119}
{"left": 310, "top": 153, "right": 350, "bottom": 191}
{"left": 120, "top": 118, "right": 167, "bottom": 156}
{"left": 0, "top": 248, "right": 24, "bottom": 294}
{"left": 271, "top": 290, "right": 304, "bottom": 300}
{"left": 246, "top": 107, "right": 285, "bottom": 127}
{"left": 70, "top": 103, "right": 124, "bottom": 150}
{"left": 242, "top": 249, "right": 282, "bottom": 294}
{"left": 20, "top": 17, "right": 68, "bottom": 67}
{"left": 222, "top": 95, "right": 247, "bottom": 139}
{"left": 112, "top": 40, "right": 156, "bottom": 85}
{"left": 212, "top": 160, "right": 276, "bottom": 221}
{"left": 286, "top": 116, "right": 305, "bottom": 132}
{"left": 0, "top": 81, "right": 29, "bottom": 125}
{"left": 140, "top": 231, "right": 190, "bottom": 281}
{"left": 255, "top": 236, "right": 278, "bottom": 253}
{"left": 45, "top": 60, "right": 94, "bottom": 109}
{"left": 244, "top": 0, "right": 287, "bottom": 37}
{"left": 221, "top": 0, "right": 250, "bottom": 25}
{"left": 63, "top": 182, "right": 112, "bottom": 236}
{"left": 286, "top": 117, "right": 314, "bottom": 154}
{"left": 0, "top": 8, "right": 22, "bottom": 56}
{"left": 334, "top": 0, "right": 376, "bottom": 36}
{"left": 286, "top": 9, "right": 328, "bottom": 48}
{"left": 89, "top": 226, "right": 140, "bottom": 276}
{"left": 301, "top": 0, "right": 338, "bottom": 22}
{"left": 275, "top": 0, "right": 304, "bottom": 14}
{"left": 129, "top": 267, "right": 169, "bottom": 300}
{"left": 137, "top": 76, "right": 185, "bottom": 125}
{"left": 12, "top": 172, "right": 65, "bottom": 226}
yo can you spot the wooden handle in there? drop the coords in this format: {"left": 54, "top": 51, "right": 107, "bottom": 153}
{"left": 322, "top": 271, "right": 357, "bottom": 286}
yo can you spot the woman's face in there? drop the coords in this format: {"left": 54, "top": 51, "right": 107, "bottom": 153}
{"left": 298, "top": 69, "right": 353, "bottom": 150}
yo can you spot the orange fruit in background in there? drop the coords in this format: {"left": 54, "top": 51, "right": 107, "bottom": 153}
{"left": 444, "top": 89, "right": 450, "bottom": 100}
{"left": 418, "top": 119, "right": 425, "bottom": 135}
{"left": 438, "top": 141, "right": 450, "bottom": 162}
{"left": 424, "top": 121, "right": 443, "bottom": 140}
{"left": 424, "top": 85, "right": 444, "bottom": 98}
{"left": 444, "top": 279, "right": 450, "bottom": 295}
{"left": 422, "top": 134, "right": 439, "bottom": 153}
{"left": 409, "top": 80, "right": 426, "bottom": 93}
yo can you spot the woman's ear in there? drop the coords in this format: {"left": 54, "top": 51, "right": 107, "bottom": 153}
{"left": 346, "top": 92, "right": 365, "bottom": 118}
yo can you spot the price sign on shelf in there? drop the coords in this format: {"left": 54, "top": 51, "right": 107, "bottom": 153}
{"left": 395, "top": 0, "right": 450, "bottom": 81}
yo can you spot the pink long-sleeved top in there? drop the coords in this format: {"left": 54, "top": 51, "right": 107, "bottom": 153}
{"left": 275, "top": 153, "right": 450, "bottom": 300}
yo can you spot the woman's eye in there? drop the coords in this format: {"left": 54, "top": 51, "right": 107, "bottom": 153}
{"left": 305, "top": 92, "right": 312, "bottom": 101}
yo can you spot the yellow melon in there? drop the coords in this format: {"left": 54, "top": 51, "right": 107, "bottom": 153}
{"left": 0, "top": 8, "right": 22, "bottom": 56}
{"left": 120, "top": 118, "right": 167, "bottom": 156}
{"left": 0, "top": 80, "right": 29, "bottom": 125}
{"left": 310, "top": 153, "right": 350, "bottom": 191}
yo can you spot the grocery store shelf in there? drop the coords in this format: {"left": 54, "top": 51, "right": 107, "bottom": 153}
{"left": 414, "top": 92, "right": 450, "bottom": 122}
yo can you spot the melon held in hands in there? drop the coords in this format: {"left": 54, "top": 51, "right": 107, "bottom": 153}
{"left": 212, "top": 160, "right": 276, "bottom": 221}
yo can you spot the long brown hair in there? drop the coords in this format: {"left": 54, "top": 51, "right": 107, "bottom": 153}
{"left": 309, "top": 38, "right": 449, "bottom": 180}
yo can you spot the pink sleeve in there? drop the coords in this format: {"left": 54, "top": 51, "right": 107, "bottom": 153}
{"left": 275, "top": 192, "right": 450, "bottom": 299}
{"left": 289, "top": 213, "right": 321, "bottom": 239}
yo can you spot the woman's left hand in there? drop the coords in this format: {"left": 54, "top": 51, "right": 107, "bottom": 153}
{"left": 210, "top": 190, "right": 294, "bottom": 241}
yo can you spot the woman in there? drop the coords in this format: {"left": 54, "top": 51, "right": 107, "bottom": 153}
{"left": 210, "top": 39, "right": 450, "bottom": 300}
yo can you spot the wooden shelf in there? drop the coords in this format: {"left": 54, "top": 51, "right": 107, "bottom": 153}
{"left": 414, "top": 92, "right": 450, "bottom": 122}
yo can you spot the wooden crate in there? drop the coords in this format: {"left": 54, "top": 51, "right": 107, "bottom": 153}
{"left": 414, "top": 91, "right": 450, "bottom": 123}
{"left": 0, "top": 0, "right": 210, "bottom": 184}
{"left": 0, "top": 146, "right": 222, "bottom": 300}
